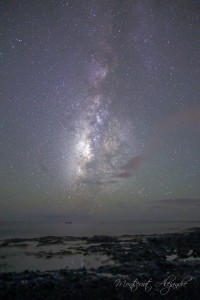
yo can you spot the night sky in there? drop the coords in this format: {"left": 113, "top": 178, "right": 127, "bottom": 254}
{"left": 1, "top": 0, "right": 200, "bottom": 221}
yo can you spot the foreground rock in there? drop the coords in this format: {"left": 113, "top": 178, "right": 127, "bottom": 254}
{"left": 0, "top": 228, "right": 200, "bottom": 299}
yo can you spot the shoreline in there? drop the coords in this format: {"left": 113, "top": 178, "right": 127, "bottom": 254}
{"left": 0, "top": 228, "right": 200, "bottom": 299}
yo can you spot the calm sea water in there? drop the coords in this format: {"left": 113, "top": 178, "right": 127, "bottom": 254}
{"left": 0, "top": 221, "right": 200, "bottom": 239}
{"left": 0, "top": 221, "right": 200, "bottom": 273}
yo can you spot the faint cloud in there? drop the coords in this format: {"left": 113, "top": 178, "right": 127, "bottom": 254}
{"left": 113, "top": 171, "right": 132, "bottom": 178}
{"left": 120, "top": 154, "right": 145, "bottom": 172}
{"left": 116, "top": 201, "right": 129, "bottom": 208}
{"left": 154, "top": 198, "right": 200, "bottom": 206}
{"left": 81, "top": 179, "right": 117, "bottom": 185}
{"left": 161, "top": 106, "right": 200, "bottom": 133}
{"left": 113, "top": 155, "right": 145, "bottom": 179}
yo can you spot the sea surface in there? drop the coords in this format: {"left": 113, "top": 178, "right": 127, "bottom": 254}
{"left": 0, "top": 220, "right": 200, "bottom": 239}
{"left": 0, "top": 221, "right": 200, "bottom": 273}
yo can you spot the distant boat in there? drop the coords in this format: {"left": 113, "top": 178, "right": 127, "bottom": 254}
{"left": 65, "top": 221, "right": 72, "bottom": 224}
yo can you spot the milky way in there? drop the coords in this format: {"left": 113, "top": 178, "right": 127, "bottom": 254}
{"left": 63, "top": 4, "right": 136, "bottom": 190}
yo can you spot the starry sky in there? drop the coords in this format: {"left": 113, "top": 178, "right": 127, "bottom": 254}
{"left": 0, "top": 0, "right": 200, "bottom": 221}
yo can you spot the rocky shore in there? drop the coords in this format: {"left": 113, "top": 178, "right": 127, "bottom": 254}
{"left": 0, "top": 228, "right": 200, "bottom": 299}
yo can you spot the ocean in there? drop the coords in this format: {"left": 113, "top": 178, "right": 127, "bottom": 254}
{"left": 0, "top": 221, "right": 200, "bottom": 273}
{"left": 0, "top": 220, "right": 200, "bottom": 239}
